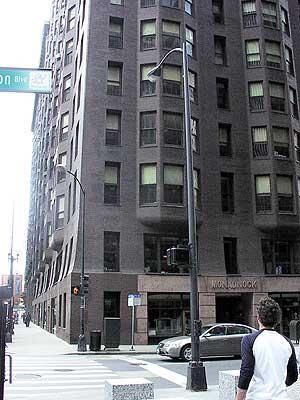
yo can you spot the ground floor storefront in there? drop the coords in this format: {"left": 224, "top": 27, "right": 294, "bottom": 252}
{"left": 31, "top": 274, "right": 300, "bottom": 345}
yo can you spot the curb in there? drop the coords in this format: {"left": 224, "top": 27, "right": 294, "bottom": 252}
{"left": 65, "top": 350, "right": 157, "bottom": 356}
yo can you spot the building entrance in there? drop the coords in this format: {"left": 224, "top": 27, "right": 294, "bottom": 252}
{"left": 216, "top": 294, "right": 252, "bottom": 326}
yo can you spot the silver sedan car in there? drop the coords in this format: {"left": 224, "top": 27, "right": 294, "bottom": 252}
{"left": 156, "top": 323, "right": 257, "bottom": 361}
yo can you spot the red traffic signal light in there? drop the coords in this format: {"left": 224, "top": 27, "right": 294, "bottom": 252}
{"left": 71, "top": 286, "right": 80, "bottom": 296}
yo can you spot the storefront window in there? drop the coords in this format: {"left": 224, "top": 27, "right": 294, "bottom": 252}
{"left": 262, "top": 240, "right": 300, "bottom": 274}
{"left": 144, "top": 235, "right": 189, "bottom": 274}
{"left": 270, "top": 293, "right": 300, "bottom": 337}
{"left": 148, "top": 293, "right": 190, "bottom": 344}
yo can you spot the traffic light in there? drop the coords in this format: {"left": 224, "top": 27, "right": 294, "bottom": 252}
{"left": 71, "top": 285, "right": 80, "bottom": 296}
{"left": 166, "top": 246, "right": 190, "bottom": 267}
{"left": 83, "top": 275, "right": 89, "bottom": 294}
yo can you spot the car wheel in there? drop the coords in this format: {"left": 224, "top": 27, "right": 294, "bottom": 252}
{"left": 181, "top": 345, "right": 192, "bottom": 362}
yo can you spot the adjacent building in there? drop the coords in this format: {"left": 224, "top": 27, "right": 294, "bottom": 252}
{"left": 26, "top": 0, "right": 300, "bottom": 344}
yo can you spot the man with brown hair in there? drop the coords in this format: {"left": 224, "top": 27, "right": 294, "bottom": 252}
{"left": 236, "top": 296, "right": 298, "bottom": 400}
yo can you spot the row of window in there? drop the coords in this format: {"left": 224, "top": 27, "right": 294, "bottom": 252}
{"left": 111, "top": 0, "right": 194, "bottom": 15}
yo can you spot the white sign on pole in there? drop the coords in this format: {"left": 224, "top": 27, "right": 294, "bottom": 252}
{"left": 128, "top": 293, "right": 141, "bottom": 307}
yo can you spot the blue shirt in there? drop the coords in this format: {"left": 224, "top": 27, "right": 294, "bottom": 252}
{"left": 238, "top": 329, "right": 298, "bottom": 400}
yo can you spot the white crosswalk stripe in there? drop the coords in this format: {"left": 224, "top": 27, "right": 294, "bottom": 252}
{"left": 4, "top": 356, "right": 118, "bottom": 399}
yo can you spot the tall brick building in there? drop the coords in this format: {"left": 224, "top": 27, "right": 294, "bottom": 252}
{"left": 26, "top": 0, "right": 300, "bottom": 344}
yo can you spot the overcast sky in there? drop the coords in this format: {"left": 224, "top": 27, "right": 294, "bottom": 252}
{"left": 0, "top": 1, "right": 51, "bottom": 276}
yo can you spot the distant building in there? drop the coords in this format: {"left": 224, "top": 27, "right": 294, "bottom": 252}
{"left": 26, "top": 0, "right": 300, "bottom": 344}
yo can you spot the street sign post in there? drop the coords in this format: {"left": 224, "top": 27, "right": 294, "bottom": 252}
{"left": 128, "top": 294, "right": 142, "bottom": 351}
{"left": 0, "top": 67, "right": 52, "bottom": 94}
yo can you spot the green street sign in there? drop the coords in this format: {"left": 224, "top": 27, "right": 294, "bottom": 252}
{"left": 0, "top": 67, "right": 52, "bottom": 94}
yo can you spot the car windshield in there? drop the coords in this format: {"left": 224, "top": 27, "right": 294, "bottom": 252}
{"left": 200, "top": 325, "right": 212, "bottom": 335}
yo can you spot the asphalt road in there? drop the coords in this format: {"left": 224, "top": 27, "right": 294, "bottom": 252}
{"left": 93, "top": 354, "right": 242, "bottom": 386}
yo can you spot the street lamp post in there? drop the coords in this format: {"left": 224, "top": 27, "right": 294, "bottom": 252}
{"left": 57, "top": 165, "right": 87, "bottom": 352}
{"left": 147, "top": 42, "right": 207, "bottom": 391}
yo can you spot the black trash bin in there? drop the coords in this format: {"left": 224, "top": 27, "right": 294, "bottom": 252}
{"left": 90, "top": 330, "right": 101, "bottom": 351}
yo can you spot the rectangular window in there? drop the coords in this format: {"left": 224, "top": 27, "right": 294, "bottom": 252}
{"left": 164, "top": 164, "right": 184, "bottom": 204}
{"left": 273, "top": 127, "right": 289, "bottom": 158}
{"left": 262, "top": 1, "right": 277, "bottom": 28}
{"left": 185, "top": 0, "right": 193, "bottom": 15}
{"left": 294, "top": 131, "right": 300, "bottom": 162}
{"left": 163, "top": 112, "right": 183, "bottom": 146}
{"left": 140, "top": 164, "right": 157, "bottom": 204}
{"left": 212, "top": 0, "right": 224, "bottom": 24}
{"left": 252, "top": 126, "right": 268, "bottom": 158}
{"left": 57, "top": 152, "right": 67, "bottom": 183}
{"left": 162, "top": 21, "right": 180, "bottom": 50}
{"left": 59, "top": 295, "right": 62, "bottom": 326}
{"left": 60, "top": 112, "right": 69, "bottom": 142}
{"left": 62, "top": 74, "right": 71, "bottom": 103}
{"left": 107, "top": 63, "right": 122, "bottom": 96}
{"left": 106, "top": 111, "right": 121, "bottom": 146}
{"left": 194, "top": 169, "right": 200, "bottom": 209}
{"left": 289, "top": 87, "right": 299, "bottom": 119}
{"left": 140, "top": 112, "right": 156, "bottom": 146}
{"left": 186, "top": 27, "right": 195, "bottom": 57}
{"left": 285, "top": 46, "right": 294, "bottom": 76}
{"left": 249, "top": 81, "right": 264, "bottom": 110}
{"left": 163, "top": 65, "right": 181, "bottom": 97}
{"left": 245, "top": 40, "right": 260, "bottom": 67}
{"left": 53, "top": 96, "right": 59, "bottom": 117}
{"left": 270, "top": 82, "right": 285, "bottom": 112}
{"left": 161, "top": 0, "right": 179, "bottom": 8}
{"left": 262, "top": 240, "right": 292, "bottom": 275}
{"left": 191, "top": 117, "right": 199, "bottom": 152}
{"left": 56, "top": 195, "right": 65, "bottom": 229}
{"left": 266, "top": 41, "right": 281, "bottom": 69}
{"left": 219, "top": 124, "right": 232, "bottom": 157}
{"left": 77, "top": 77, "right": 81, "bottom": 111}
{"left": 224, "top": 238, "right": 238, "bottom": 274}
{"left": 141, "top": 64, "right": 156, "bottom": 96}
{"left": 67, "top": 183, "right": 71, "bottom": 223}
{"left": 75, "top": 122, "right": 79, "bottom": 158}
{"left": 255, "top": 175, "right": 271, "bottom": 212}
{"left": 111, "top": 0, "right": 123, "bottom": 4}
{"left": 63, "top": 293, "right": 66, "bottom": 328}
{"left": 64, "top": 39, "right": 74, "bottom": 66}
{"left": 188, "top": 70, "right": 197, "bottom": 102}
{"left": 67, "top": 5, "right": 76, "bottom": 31}
{"left": 242, "top": 1, "right": 257, "bottom": 27}
{"left": 216, "top": 78, "right": 229, "bottom": 109}
{"left": 277, "top": 175, "right": 293, "bottom": 212}
{"left": 214, "top": 36, "right": 226, "bottom": 65}
{"left": 109, "top": 17, "right": 123, "bottom": 49}
{"left": 104, "top": 162, "right": 120, "bottom": 204}
{"left": 280, "top": 7, "right": 290, "bottom": 36}
{"left": 221, "top": 172, "right": 234, "bottom": 213}
{"left": 141, "top": 20, "right": 156, "bottom": 50}
{"left": 104, "top": 232, "right": 120, "bottom": 272}
{"left": 104, "top": 292, "right": 120, "bottom": 318}
{"left": 141, "top": 0, "right": 156, "bottom": 7}
{"left": 144, "top": 235, "right": 189, "bottom": 274}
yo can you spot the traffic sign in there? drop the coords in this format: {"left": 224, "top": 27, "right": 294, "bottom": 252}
{"left": 0, "top": 67, "right": 52, "bottom": 94}
{"left": 128, "top": 293, "right": 141, "bottom": 307}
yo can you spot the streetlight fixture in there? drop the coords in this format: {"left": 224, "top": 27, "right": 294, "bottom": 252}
{"left": 147, "top": 42, "right": 207, "bottom": 391}
{"left": 56, "top": 164, "right": 87, "bottom": 352}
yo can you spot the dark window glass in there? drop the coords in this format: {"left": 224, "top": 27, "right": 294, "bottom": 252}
{"left": 161, "top": 0, "right": 179, "bottom": 8}
{"left": 144, "top": 235, "right": 189, "bottom": 274}
{"left": 277, "top": 175, "right": 293, "bottom": 212}
{"left": 104, "top": 162, "right": 120, "bottom": 204}
{"left": 252, "top": 127, "right": 268, "bottom": 158}
{"left": 273, "top": 127, "right": 289, "bottom": 158}
{"left": 281, "top": 7, "right": 290, "bottom": 36}
{"left": 212, "top": 0, "right": 224, "bottom": 23}
{"left": 262, "top": 240, "right": 295, "bottom": 274}
{"left": 104, "top": 292, "right": 120, "bottom": 317}
{"left": 224, "top": 237, "right": 238, "bottom": 274}
{"left": 255, "top": 175, "right": 271, "bottom": 212}
{"left": 163, "top": 112, "right": 183, "bottom": 146}
{"left": 242, "top": 1, "right": 257, "bottom": 27}
{"left": 104, "top": 232, "right": 120, "bottom": 272}
{"left": 141, "top": 0, "right": 156, "bottom": 7}
{"left": 249, "top": 82, "right": 264, "bottom": 110}
{"left": 219, "top": 124, "right": 232, "bottom": 157}
{"left": 270, "top": 82, "right": 285, "bottom": 113}
{"left": 163, "top": 66, "right": 181, "bottom": 97}
{"left": 109, "top": 17, "right": 123, "bottom": 49}
{"left": 140, "top": 112, "right": 156, "bottom": 146}
{"left": 162, "top": 21, "right": 180, "bottom": 50}
{"left": 285, "top": 46, "right": 294, "bottom": 76}
{"left": 289, "top": 87, "right": 299, "bottom": 119}
{"left": 294, "top": 131, "right": 300, "bottom": 162}
{"left": 214, "top": 36, "right": 226, "bottom": 65}
{"left": 221, "top": 173, "right": 234, "bottom": 213}
{"left": 164, "top": 165, "right": 184, "bottom": 204}
{"left": 141, "top": 65, "right": 156, "bottom": 96}
{"left": 216, "top": 78, "right": 229, "bottom": 109}
{"left": 106, "top": 111, "right": 121, "bottom": 146}
{"left": 262, "top": 1, "right": 277, "bottom": 28}
{"left": 141, "top": 20, "right": 156, "bottom": 50}
{"left": 107, "top": 63, "right": 122, "bottom": 96}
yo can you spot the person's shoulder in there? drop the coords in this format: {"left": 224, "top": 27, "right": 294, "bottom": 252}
{"left": 242, "top": 329, "right": 263, "bottom": 347}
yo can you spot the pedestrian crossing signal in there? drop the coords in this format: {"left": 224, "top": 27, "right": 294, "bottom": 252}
{"left": 71, "top": 286, "right": 80, "bottom": 296}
